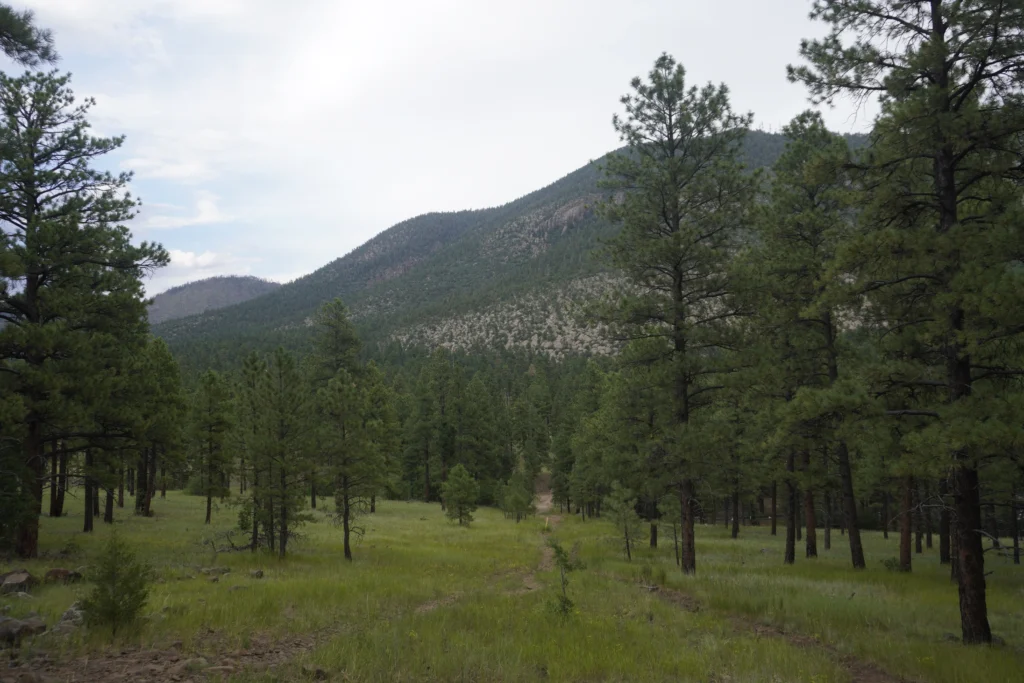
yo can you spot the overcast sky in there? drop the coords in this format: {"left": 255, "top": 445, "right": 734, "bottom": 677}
{"left": 21, "top": 0, "right": 871, "bottom": 294}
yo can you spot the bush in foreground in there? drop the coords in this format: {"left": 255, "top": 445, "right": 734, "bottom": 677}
{"left": 81, "top": 531, "right": 152, "bottom": 636}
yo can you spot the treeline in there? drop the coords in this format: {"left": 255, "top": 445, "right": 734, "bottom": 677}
{"left": 553, "top": 0, "right": 1024, "bottom": 649}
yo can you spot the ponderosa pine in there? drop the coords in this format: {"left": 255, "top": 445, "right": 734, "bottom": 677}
{"left": 599, "top": 53, "right": 757, "bottom": 574}
{"left": 790, "top": 0, "right": 1024, "bottom": 644}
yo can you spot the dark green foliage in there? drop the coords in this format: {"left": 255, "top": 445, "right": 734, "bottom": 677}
{"left": 441, "top": 463, "right": 479, "bottom": 526}
{"left": 321, "top": 362, "right": 396, "bottom": 560}
{"left": 0, "top": 70, "right": 168, "bottom": 556}
{"left": 0, "top": 3, "right": 55, "bottom": 65}
{"left": 80, "top": 531, "right": 151, "bottom": 636}
{"left": 547, "top": 538, "right": 584, "bottom": 616}
{"left": 598, "top": 53, "right": 757, "bottom": 574}
{"left": 499, "top": 471, "right": 534, "bottom": 522}
{"left": 188, "top": 371, "right": 234, "bottom": 523}
{"left": 790, "top": 0, "right": 1024, "bottom": 645}
{"left": 604, "top": 482, "right": 642, "bottom": 561}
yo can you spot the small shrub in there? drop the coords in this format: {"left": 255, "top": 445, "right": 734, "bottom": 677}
{"left": 880, "top": 557, "right": 903, "bottom": 572}
{"left": 548, "top": 538, "right": 585, "bottom": 617}
{"left": 81, "top": 531, "right": 152, "bottom": 636}
{"left": 637, "top": 563, "right": 667, "bottom": 586}
{"left": 441, "top": 464, "right": 479, "bottom": 526}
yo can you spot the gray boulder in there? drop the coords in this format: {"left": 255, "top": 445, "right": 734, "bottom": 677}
{"left": 0, "top": 616, "right": 46, "bottom": 647}
{"left": 60, "top": 601, "right": 84, "bottom": 627}
{"left": 0, "top": 570, "right": 37, "bottom": 595}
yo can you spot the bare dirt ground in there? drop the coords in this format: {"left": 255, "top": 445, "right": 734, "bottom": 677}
{"left": 639, "top": 583, "right": 911, "bottom": 683}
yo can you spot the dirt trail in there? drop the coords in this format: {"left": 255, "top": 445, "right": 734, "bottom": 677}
{"left": 21, "top": 479, "right": 569, "bottom": 682}
{"left": 638, "top": 582, "right": 910, "bottom": 683}
{"left": 15, "top": 628, "right": 334, "bottom": 683}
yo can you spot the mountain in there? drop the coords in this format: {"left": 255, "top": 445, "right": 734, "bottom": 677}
{"left": 154, "top": 132, "right": 866, "bottom": 372}
{"left": 148, "top": 275, "right": 281, "bottom": 325}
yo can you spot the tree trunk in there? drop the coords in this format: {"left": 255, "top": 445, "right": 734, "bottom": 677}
{"left": 953, "top": 465, "right": 991, "bottom": 643}
{"left": 143, "top": 447, "right": 157, "bottom": 517}
{"left": 824, "top": 488, "right": 832, "bottom": 551}
{"left": 84, "top": 450, "right": 94, "bottom": 533}
{"left": 940, "top": 478, "right": 951, "bottom": 564}
{"left": 731, "top": 488, "right": 740, "bottom": 539}
{"left": 650, "top": 522, "right": 658, "bottom": 548}
{"left": 342, "top": 477, "right": 352, "bottom": 561}
{"left": 54, "top": 447, "right": 67, "bottom": 518}
{"left": 370, "top": 494, "right": 376, "bottom": 514}
{"left": 127, "top": 467, "right": 135, "bottom": 497}
{"left": 93, "top": 483, "right": 100, "bottom": 517}
{"left": 15, "top": 424, "right": 44, "bottom": 557}
{"left": 118, "top": 467, "right": 124, "bottom": 508}
{"left": 1011, "top": 491, "right": 1019, "bottom": 566}
{"left": 986, "top": 502, "right": 999, "bottom": 548}
{"left": 310, "top": 480, "right": 317, "bottom": 510}
{"left": 770, "top": 480, "right": 777, "bottom": 536}
{"left": 836, "top": 441, "right": 865, "bottom": 568}
{"left": 205, "top": 494, "right": 212, "bottom": 524}
{"left": 924, "top": 482, "right": 933, "bottom": 550}
{"left": 679, "top": 480, "right": 696, "bottom": 575}
{"left": 267, "top": 495, "right": 276, "bottom": 553}
{"left": 103, "top": 484, "right": 114, "bottom": 524}
{"left": 900, "top": 475, "right": 913, "bottom": 572}
{"left": 134, "top": 451, "right": 146, "bottom": 515}
{"left": 160, "top": 464, "right": 166, "bottom": 498}
{"left": 279, "top": 464, "right": 288, "bottom": 559}
{"left": 882, "top": 489, "right": 890, "bottom": 540}
{"left": 48, "top": 442, "right": 58, "bottom": 517}
{"left": 804, "top": 452, "right": 817, "bottom": 558}
{"left": 914, "top": 482, "right": 924, "bottom": 554}
{"left": 950, "top": 509, "right": 960, "bottom": 582}
{"left": 672, "top": 523, "right": 680, "bottom": 566}
{"left": 251, "top": 465, "right": 260, "bottom": 552}
{"left": 785, "top": 451, "right": 796, "bottom": 565}
{"left": 423, "top": 453, "right": 431, "bottom": 502}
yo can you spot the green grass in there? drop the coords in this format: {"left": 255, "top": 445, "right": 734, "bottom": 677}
{"left": 3, "top": 493, "right": 1022, "bottom": 682}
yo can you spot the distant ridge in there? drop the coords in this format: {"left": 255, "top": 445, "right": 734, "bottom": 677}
{"left": 148, "top": 275, "right": 281, "bottom": 325}
{"left": 154, "top": 131, "right": 868, "bottom": 372}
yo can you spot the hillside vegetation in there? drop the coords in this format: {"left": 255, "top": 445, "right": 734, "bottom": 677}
{"left": 155, "top": 132, "right": 865, "bottom": 373}
{"left": 147, "top": 276, "right": 281, "bottom": 325}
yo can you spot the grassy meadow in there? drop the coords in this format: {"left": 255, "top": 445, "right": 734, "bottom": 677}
{"left": 2, "top": 491, "right": 1023, "bottom": 682}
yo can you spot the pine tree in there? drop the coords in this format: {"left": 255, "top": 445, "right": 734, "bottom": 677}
{"left": 604, "top": 482, "right": 642, "bottom": 561}
{"left": 0, "top": 71, "right": 167, "bottom": 557}
{"left": 320, "top": 363, "right": 393, "bottom": 560}
{"left": 599, "top": 53, "right": 758, "bottom": 574}
{"left": 261, "top": 348, "right": 313, "bottom": 558}
{"left": 744, "top": 111, "right": 867, "bottom": 568}
{"left": 790, "top": 0, "right": 1024, "bottom": 644}
{"left": 0, "top": 4, "right": 56, "bottom": 65}
{"left": 441, "top": 463, "right": 479, "bottom": 526}
{"left": 189, "top": 371, "right": 234, "bottom": 524}
{"left": 235, "top": 352, "right": 270, "bottom": 551}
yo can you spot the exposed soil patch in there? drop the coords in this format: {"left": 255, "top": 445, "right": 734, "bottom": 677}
{"left": 638, "top": 580, "right": 910, "bottom": 683}
{"left": 414, "top": 592, "right": 463, "bottom": 614}
{"left": 10, "top": 630, "right": 329, "bottom": 683}
{"left": 737, "top": 618, "right": 910, "bottom": 683}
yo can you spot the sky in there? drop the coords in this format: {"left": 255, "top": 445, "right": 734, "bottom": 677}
{"left": 20, "top": 0, "right": 872, "bottom": 294}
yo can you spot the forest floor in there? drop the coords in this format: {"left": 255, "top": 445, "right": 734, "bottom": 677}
{"left": 2, "top": 492, "right": 1023, "bottom": 682}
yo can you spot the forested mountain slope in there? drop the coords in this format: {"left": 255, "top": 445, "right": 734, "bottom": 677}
{"left": 155, "top": 131, "right": 862, "bottom": 372}
{"left": 147, "top": 275, "right": 281, "bottom": 324}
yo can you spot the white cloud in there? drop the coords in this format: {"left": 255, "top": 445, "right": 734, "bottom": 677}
{"left": 145, "top": 248, "right": 256, "bottom": 294}
{"left": 137, "top": 191, "right": 231, "bottom": 230}
{"left": 24, "top": 0, "right": 873, "bottom": 288}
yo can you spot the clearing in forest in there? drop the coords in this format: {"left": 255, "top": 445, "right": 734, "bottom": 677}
{"left": 1, "top": 492, "right": 1022, "bottom": 682}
